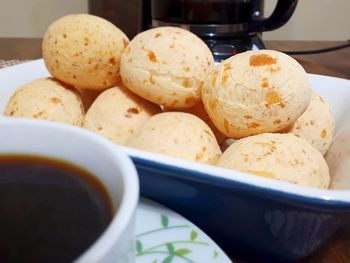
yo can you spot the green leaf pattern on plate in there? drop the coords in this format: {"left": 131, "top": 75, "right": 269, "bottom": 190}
{"left": 190, "top": 230, "right": 198, "bottom": 242}
{"left": 136, "top": 214, "right": 220, "bottom": 262}
{"left": 136, "top": 240, "right": 143, "bottom": 254}
{"left": 162, "top": 214, "right": 169, "bottom": 228}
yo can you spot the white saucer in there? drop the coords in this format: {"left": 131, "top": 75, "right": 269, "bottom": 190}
{"left": 135, "top": 198, "right": 232, "bottom": 263}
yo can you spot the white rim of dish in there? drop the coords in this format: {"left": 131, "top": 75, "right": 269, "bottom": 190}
{"left": 0, "top": 118, "right": 140, "bottom": 262}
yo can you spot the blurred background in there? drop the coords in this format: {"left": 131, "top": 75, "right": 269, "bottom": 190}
{"left": 0, "top": 0, "right": 349, "bottom": 41}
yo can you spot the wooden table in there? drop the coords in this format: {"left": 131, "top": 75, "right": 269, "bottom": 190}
{"left": 0, "top": 38, "right": 349, "bottom": 262}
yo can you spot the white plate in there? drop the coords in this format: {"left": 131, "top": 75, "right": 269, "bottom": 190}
{"left": 135, "top": 198, "right": 231, "bottom": 263}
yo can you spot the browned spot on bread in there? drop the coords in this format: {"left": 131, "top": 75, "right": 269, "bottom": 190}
{"left": 128, "top": 58, "right": 133, "bottom": 63}
{"left": 183, "top": 66, "right": 190, "bottom": 72}
{"left": 202, "top": 147, "right": 207, "bottom": 152}
{"left": 247, "top": 122, "right": 260, "bottom": 128}
{"left": 199, "top": 81, "right": 204, "bottom": 89}
{"left": 255, "top": 142, "right": 275, "bottom": 148}
{"left": 244, "top": 115, "right": 253, "bottom": 119}
{"left": 183, "top": 78, "right": 191, "bottom": 88}
{"left": 261, "top": 81, "right": 269, "bottom": 88}
{"left": 185, "top": 97, "right": 196, "bottom": 105}
{"left": 50, "top": 97, "right": 61, "bottom": 104}
{"left": 195, "top": 152, "right": 203, "bottom": 161}
{"left": 170, "top": 43, "right": 175, "bottom": 48}
{"left": 73, "top": 75, "right": 77, "bottom": 79}
{"left": 270, "top": 66, "right": 281, "bottom": 73}
{"left": 97, "top": 127, "right": 103, "bottom": 131}
{"left": 148, "top": 51, "right": 157, "bottom": 63}
{"left": 273, "top": 119, "right": 282, "bottom": 125}
{"left": 109, "top": 57, "right": 116, "bottom": 65}
{"left": 224, "top": 119, "right": 229, "bottom": 133}
{"left": 204, "top": 130, "right": 213, "bottom": 137}
{"left": 250, "top": 54, "right": 277, "bottom": 67}
{"left": 149, "top": 73, "right": 155, "bottom": 84}
{"left": 84, "top": 37, "right": 89, "bottom": 46}
{"left": 63, "top": 34, "right": 67, "bottom": 38}
{"left": 321, "top": 129, "right": 327, "bottom": 138}
{"left": 108, "top": 71, "right": 113, "bottom": 76}
{"left": 170, "top": 100, "right": 179, "bottom": 106}
{"left": 224, "top": 63, "right": 232, "bottom": 71}
{"left": 209, "top": 99, "right": 217, "bottom": 110}
{"left": 33, "top": 111, "right": 45, "bottom": 118}
{"left": 123, "top": 38, "right": 128, "bottom": 48}
{"left": 221, "top": 73, "right": 230, "bottom": 85}
{"left": 127, "top": 107, "right": 140, "bottom": 114}
{"left": 211, "top": 71, "right": 218, "bottom": 86}
{"left": 265, "top": 91, "right": 284, "bottom": 108}
{"left": 155, "top": 33, "right": 162, "bottom": 38}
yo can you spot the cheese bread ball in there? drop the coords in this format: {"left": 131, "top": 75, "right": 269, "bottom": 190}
{"left": 4, "top": 78, "right": 84, "bottom": 126}
{"left": 128, "top": 112, "right": 221, "bottom": 164}
{"left": 83, "top": 86, "right": 161, "bottom": 145}
{"left": 42, "top": 14, "right": 129, "bottom": 90}
{"left": 287, "top": 92, "right": 334, "bottom": 155}
{"left": 217, "top": 133, "right": 330, "bottom": 189}
{"left": 164, "top": 102, "right": 227, "bottom": 144}
{"left": 202, "top": 50, "right": 312, "bottom": 139}
{"left": 120, "top": 27, "right": 214, "bottom": 108}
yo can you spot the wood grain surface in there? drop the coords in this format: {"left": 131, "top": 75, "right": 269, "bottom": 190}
{"left": 0, "top": 38, "right": 349, "bottom": 263}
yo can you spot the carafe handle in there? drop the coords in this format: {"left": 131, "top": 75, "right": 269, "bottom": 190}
{"left": 248, "top": 0, "right": 298, "bottom": 33}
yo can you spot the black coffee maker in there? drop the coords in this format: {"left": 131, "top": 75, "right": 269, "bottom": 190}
{"left": 140, "top": 0, "right": 298, "bottom": 61}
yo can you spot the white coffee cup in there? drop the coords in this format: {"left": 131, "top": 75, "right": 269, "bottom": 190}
{"left": 0, "top": 118, "right": 139, "bottom": 263}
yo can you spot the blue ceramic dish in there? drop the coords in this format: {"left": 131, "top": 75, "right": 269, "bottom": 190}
{"left": 122, "top": 74, "right": 350, "bottom": 262}
{"left": 125, "top": 145, "right": 350, "bottom": 262}
{"left": 1, "top": 60, "right": 350, "bottom": 262}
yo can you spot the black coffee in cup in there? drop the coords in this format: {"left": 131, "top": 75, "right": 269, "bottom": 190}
{"left": 0, "top": 155, "right": 113, "bottom": 262}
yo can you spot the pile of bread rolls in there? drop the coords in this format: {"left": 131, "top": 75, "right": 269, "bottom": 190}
{"left": 3, "top": 14, "right": 335, "bottom": 189}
